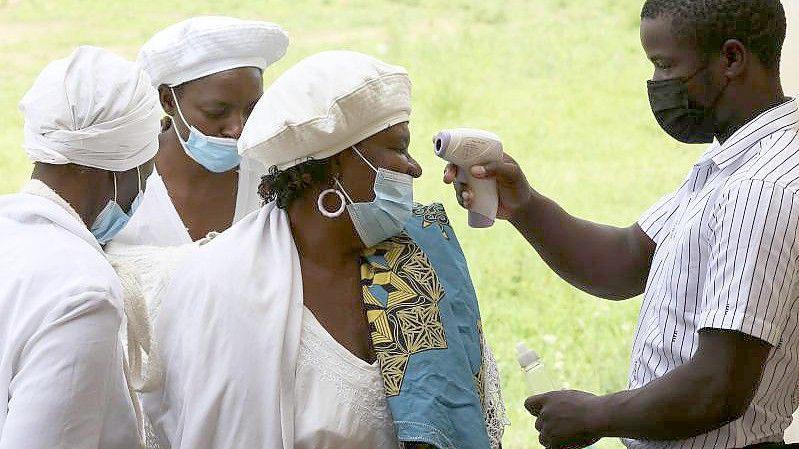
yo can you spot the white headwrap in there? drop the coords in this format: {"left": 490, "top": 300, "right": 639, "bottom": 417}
{"left": 137, "top": 16, "right": 289, "bottom": 88}
{"left": 20, "top": 46, "right": 161, "bottom": 172}
{"left": 238, "top": 50, "right": 411, "bottom": 171}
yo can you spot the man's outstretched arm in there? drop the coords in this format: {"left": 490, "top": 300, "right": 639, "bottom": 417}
{"left": 445, "top": 154, "right": 656, "bottom": 300}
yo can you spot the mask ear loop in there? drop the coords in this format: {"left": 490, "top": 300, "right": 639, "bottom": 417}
{"left": 351, "top": 146, "right": 378, "bottom": 172}
{"left": 112, "top": 172, "right": 119, "bottom": 203}
{"left": 170, "top": 88, "right": 192, "bottom": 145}
{"left": 317, "top": 176, "right": 354, "bottom": 218}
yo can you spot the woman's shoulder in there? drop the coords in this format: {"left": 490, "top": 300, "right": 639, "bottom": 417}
{"left": 408, "top": 202, "right": 456, "bottom": 240}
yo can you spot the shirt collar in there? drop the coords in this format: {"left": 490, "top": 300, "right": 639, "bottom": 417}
{"left": 700, "top": 98, "right": 799, "bottom": 170}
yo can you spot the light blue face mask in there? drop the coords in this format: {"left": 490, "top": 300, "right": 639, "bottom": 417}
{"left": 171, "top": 88, "right": 241, "bottom": 173}
{"left": 336, "top": 146, "right": 414, "bottom": 247}
{"left": 90, "top": 168, "right": 143, "bottom": 244}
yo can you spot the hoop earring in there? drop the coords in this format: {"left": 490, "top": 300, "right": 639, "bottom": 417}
{"left": 317, "top": 189, "right": 346, "bottom": 218}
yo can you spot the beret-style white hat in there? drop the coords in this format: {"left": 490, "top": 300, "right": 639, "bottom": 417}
{"left": 239, "top": 50, "right": 411, "bottom": 171}
{"left": 137, "top": 16, "right": 289, "bottom": 87}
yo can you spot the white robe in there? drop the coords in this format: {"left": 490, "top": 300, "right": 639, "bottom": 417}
{"left": 113, "top": 157, "right": 265, "bottom": 246}
{"left": 0, "top": 183, "right": 139, "bottom": 449}
{"left": 143, "top": 203, "right": 302, "bottom": 449}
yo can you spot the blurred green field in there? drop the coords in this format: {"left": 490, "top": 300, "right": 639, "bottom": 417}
{"left": 0, "top": 1, "right": 709, "bottom": 447}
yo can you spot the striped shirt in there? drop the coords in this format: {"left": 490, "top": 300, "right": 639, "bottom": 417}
{"left": 627, "top": 99, "right": 799, "bottom": 449}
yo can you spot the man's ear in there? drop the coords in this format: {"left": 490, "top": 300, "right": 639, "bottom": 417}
{"left": 158, "top": 84, "right": 177, "bottom": 116}
{"left": 721, "top": 39, "right": 748, "bottom": 79}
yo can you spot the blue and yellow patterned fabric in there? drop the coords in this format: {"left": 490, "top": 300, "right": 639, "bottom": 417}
{"left": 360, "top": 203, "right": 490, "bottom": 449}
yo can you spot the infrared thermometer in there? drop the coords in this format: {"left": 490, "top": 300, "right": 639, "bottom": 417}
{"left": 433, "top": 128, "right": 503, "bottom": 228}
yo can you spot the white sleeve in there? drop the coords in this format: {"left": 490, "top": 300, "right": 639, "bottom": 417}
{"left": 0, "top": 293, "right": 127, "bottom": 449}
{"left": 697, "top": 180, "right": 799, "bottom": 345}
{"left": 637, "top": 191, "right": 678, "bottom": 245}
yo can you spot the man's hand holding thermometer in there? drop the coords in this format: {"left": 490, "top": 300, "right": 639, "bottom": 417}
{"left": 434, "top": 128, "right": 504, "bottom": 227}
{"left": 439, "top": 128, "right": 534, "bottom": 224}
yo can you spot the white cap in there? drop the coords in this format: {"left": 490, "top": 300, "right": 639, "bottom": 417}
{"left": 20, "top": 46, "right": 160, "bottom": 171}
{"left": 137, "top": 16, "right": 289, "bottom": 87}
{"left": 238, "top": 50, "right": 411, "bottom": 171}
{"left": 516, "top": 342, "right": 541, "bottom": 368}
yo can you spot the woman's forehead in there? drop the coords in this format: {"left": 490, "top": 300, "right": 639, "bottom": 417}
{"left": 181, "top": 67, "right": 264, "bottom": 102}
{"left": 374, "top": 122, "right": 410, "bottom": 146}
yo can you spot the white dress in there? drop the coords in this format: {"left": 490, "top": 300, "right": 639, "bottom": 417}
{"left": 0, "top": 182, "right": 140, "bottom": 449}
{"left": 113, "top": 158, "right": 265, "bottom": 246}
{"left": 295, "top": 307, "right": 400, "bottom": 449}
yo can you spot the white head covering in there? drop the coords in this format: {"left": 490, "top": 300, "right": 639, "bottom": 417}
{"left": 239, "top": 50, "right": 411, "bottom": 171}
{"left": 20, "top": 46, "right": 161, "bottom": 172}
{"left": 137, "top": 16, "right": 289, "bottom": 88}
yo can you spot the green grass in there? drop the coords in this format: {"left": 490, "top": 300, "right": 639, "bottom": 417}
{"left": 0, "top": 1, "right": 705, "bottom": 447}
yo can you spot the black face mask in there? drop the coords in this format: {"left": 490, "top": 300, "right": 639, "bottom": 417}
{"left": 647, "top": 67, "right": 725, "bottom": 144}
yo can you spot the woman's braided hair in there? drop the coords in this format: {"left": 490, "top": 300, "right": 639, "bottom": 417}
{"left": 258, "top": 158, "right": 333, "bottom": 209}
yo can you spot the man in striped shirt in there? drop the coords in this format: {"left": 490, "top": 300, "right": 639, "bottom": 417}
{"left": 445, "top": 0, "right": 796, "bottom": 448}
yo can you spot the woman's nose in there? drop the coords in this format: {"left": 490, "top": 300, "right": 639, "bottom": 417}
{"left": 408, "top": 157, "right": 423, "bottom": 178}
{"left": 222, "top": 117, "right": 244, "bottom": 139}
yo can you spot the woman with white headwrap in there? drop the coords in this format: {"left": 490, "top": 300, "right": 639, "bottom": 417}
{"left": 0, "top": 46, "right": 160, "bottom": 449}
{"left": 142, "top": 50, "right": 507, "bottom": 449}
{"left": 112, "top": 16, "right": 288, "bottom": 246}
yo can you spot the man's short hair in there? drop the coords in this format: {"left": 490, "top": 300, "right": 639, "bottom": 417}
{"left": 641, "top": 0, "right": 786, "bottom": 71}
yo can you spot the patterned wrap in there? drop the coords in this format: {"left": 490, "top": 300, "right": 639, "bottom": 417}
{"left": 360, "top": 203, "right": 491, "bottom": 449}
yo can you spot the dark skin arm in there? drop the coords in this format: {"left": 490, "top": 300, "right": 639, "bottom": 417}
{"left": 525, "top": 329, "right": 772, "bottom": 448}
{"left": 444, "top": 154, "right": 655, "bottom": 300}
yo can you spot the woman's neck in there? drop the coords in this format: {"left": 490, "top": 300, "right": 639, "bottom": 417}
{"left": 31, "top": 163, "right": 106, "bottom": 227}
{"left": 287, "top": 192, "right": 364, "bottom": 269}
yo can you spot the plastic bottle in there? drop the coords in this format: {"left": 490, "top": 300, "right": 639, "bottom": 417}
{"left": 517, "top": 342, "right": 598, "bottom": 449}
{"left": 516, "top": 342, "right": 556, "bottom": 395}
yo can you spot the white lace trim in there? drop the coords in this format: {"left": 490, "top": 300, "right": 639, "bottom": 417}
{"left": 106, "top": 240, "right": 202, "bottom": 449}
{"left": 106, "top": 242, "right": 198, "bottom": 392}
{"left": 143, "top": 415, "right": 162, "bottom": 449}
{"left": 298, "top": 308, "right": 395, "bottom": 423}
{"left": 482, "top": 341, "right": 509, "bottom": 449}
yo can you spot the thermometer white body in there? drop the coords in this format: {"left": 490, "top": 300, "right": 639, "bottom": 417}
{"left": 434, "top": 128, "right": 503, "bottom": 228}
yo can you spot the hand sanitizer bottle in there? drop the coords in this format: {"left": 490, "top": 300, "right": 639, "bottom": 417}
{"left": 517, "top": 342, "right": 598, "bottom": 448}
{"left": 516, "top": 341, "right": 556, "bottom": 394}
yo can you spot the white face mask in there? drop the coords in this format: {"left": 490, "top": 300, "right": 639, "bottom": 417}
{"left": 89, "top": 167, "right": 143, "bottom": 244}
{"left": 335, "top": 146, "right": 414, "bottom": 247}
{"left": 170, "top": 88, "right": 241, "bottom": 173}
